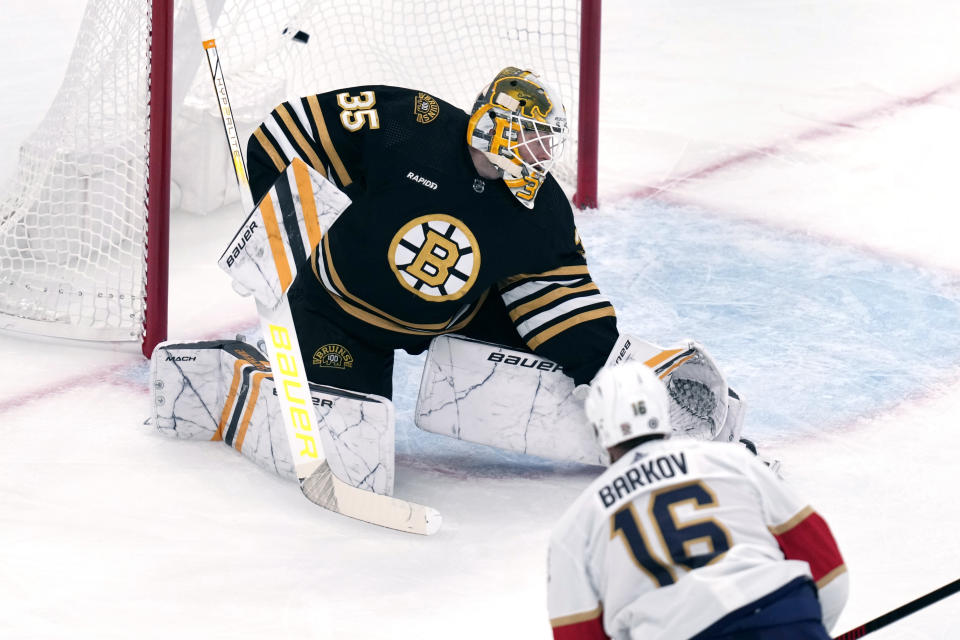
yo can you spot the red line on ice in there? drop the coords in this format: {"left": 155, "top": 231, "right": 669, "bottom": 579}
{"left": 0, "top": 318, "right": 257, "bottom": 414}
{"left": 625, "top": 78, "right": 960, "bottom": 201}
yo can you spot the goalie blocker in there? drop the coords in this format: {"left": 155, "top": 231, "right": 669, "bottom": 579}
{"left": 415, "top": 333, "right": 746, "bottom": 465}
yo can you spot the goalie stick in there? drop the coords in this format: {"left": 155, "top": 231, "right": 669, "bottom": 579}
{"left": 833, "top": 577, "right": 960, "bottom": 639}
{"left": 192, "top": 0, "right": 440, "bottom": 535}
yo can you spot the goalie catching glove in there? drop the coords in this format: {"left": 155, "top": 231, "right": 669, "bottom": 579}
{"left": 656, "top": 340, "right": 745, "bottom": 443}
{"left": 597, "top": 335, "right": 746, "bottom": 444}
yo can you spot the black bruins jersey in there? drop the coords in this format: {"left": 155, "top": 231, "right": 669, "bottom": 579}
{"left": 247, "top": 86, "right": 617, "bottom": 385}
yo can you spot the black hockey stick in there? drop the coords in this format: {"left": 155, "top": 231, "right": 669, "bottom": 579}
{"left": 833, "top": 577, "right": 960, "bottom": 639}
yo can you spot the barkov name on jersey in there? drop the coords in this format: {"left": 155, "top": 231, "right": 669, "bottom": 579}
{"left": 598, "top": 452, "right": 689, "bottom": 507}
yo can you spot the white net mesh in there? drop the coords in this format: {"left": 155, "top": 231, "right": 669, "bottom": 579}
{"left": 176, "top": 0, "right": 584, "bottom": 212}
{"left": 0, "top": 0, "right": 586, "bottom": 343}
{"left": 0, "top": 0, "right": 156, "bottom": 340}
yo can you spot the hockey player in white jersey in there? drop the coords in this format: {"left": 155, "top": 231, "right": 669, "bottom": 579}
{"left": 547, "top": 362, "right": 848, "bottom": 639}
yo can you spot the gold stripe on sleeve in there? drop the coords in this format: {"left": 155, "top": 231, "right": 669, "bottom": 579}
{"left": 549, "top": 604, "right": 603, "bottom": 628}
{"left": 291, "top": 159, "right": 323, "bottom": 250}
{"left": 768, "top": 506, "right": 815, "bottom": 536}
{"left": 500, "top": 264, "right": 590, "bottom": 287}
{"left": 275, "top": 104, "right": 326, "bottom": 175}
{"left": 307, "top": 95, "right": 353, "bottom": 187}
{"left": 816, "top": 564, "right": 848, "bottom": 589}
{"left": 526, "top": 306, "right": 616, "bottom": 350}
{"left": 507, "top": 282, "right": 599, "bottom": 321}
{"left": 252, "top": 127, "right": 287, "bottom": 173}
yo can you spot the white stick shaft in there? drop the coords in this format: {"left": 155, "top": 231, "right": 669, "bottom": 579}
{"left": 192, "top": 0, "right": 253, "bottom": 212}
{"left": 258, "top": 299, "right": 327, "bottom": 478}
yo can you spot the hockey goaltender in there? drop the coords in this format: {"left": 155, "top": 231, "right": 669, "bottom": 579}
{"left": 149, "top": 67, "right": 747, "bottom": 501}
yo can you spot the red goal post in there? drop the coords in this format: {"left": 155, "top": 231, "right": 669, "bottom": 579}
{"left": 0, "top": 0, "right": 602, "bottom": 357}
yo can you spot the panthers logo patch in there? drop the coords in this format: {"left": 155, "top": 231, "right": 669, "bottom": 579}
{"left": 414, "top": 92, "right": 440, "bottom": 124}
{"left": 388, "top": 214, "right": 480, "bottom": 301}
{"left": 312, "top": 344, "right": 354, "bottom": 369}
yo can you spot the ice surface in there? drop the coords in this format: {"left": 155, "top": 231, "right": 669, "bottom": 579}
{"left": 2, "top": 1, "right": 960, "bottom": 638}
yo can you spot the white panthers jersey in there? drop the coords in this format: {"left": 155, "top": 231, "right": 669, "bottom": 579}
{"left": 547, "top": 439, "right": 848, "bottom": 639}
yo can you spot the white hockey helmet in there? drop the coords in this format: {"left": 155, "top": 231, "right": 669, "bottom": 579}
{"left": 584, "top": 362, "right": 673, "bottom": 450}
{"left": 466, "top": 67, "right": 568, "bottom": 209}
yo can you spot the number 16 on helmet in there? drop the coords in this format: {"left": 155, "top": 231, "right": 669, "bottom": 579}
{"left": 584, "top": 362, "right": 674, "bottom": 450}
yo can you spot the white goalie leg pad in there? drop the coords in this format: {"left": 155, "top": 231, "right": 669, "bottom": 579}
{"left": 413, "top": 334, "right": 746, "bottom": 463}
{"left": 151, "top": 340, "right": 233, "bottom": 440}
{"left": 218, "top": 158, "right": 351, "bottom": 309}
{"left": 151, "top": 340, "right": 395, "bottom": 495}
{"left": 414, "top": 334, "right": 606, "bottom": 465}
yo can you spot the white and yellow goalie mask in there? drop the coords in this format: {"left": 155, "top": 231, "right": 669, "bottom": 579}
{"left": 467, "top": 67, "right": 568, "bottom": 208}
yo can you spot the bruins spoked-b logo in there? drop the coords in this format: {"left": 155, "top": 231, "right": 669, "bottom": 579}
{"left": 389, "top": 214, "right": 481, "bottom": 301}
{"left": 313, "top": 344, "right": 354, "bottom": 369}
{"left": 414, "top": 92, "right": 439, "bottom": 124}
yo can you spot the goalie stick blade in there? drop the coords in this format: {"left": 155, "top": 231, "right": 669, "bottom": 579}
{"left": 299, "top": 463, "right": 440, "bottom": 535}
{"left": 259, "top": 300, "right": 442, "bottom": 535}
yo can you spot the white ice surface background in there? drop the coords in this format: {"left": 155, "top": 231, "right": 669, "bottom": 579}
{"left": 1, "top": 1, "right": 959, "bottom": 638}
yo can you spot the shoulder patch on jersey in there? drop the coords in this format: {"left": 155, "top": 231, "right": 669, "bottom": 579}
{"left": 389, "top": 214, "right": 480, "bottom": 302}
{"left": 414, "top": 92, "right": 440, "bottom": 124}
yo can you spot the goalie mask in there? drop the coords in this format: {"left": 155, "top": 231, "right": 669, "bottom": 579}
{"left": 467, "top": 67, "right": 568, "bottom": 209}
{"left": 584, "top": 362, "right": 673, "bottom": 450}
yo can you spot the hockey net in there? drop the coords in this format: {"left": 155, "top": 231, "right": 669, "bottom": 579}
{"left": 0, "top": 2, "right": 162, "bottom": 344}
{"left": 0, "top": 0, "right": 600, "bottom": 354}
